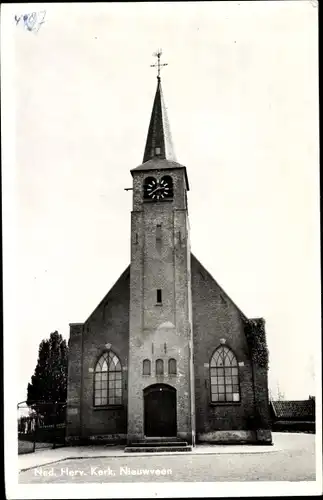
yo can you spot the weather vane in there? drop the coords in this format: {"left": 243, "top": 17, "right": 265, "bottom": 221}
{"left": 150, "top": 49, "right": 168, "bottom": 80}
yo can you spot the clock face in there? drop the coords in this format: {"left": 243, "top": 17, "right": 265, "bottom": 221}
{"left": 143, "top": 175, "right": 173, "bottom": 201}
{"left": 146, "top": 178, "right": 171, "bottom": 200}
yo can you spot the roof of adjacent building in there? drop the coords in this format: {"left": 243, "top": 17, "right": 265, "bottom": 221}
{"left": 271, "top": 400, "right": 315, "bottom": 420}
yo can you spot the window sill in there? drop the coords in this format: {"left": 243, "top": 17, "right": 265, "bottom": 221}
{"left": 155, "top": 303, "right": 163, "bottom": 306}
{"left": 92, "top": 405, "right": 124, "bottom": 411}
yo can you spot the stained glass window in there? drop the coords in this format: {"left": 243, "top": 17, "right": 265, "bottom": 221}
{"left": 210, "top": 346, "right": 240, "bottom": 403}
{"left": 94, "top": 351, "right": 122, "bottom": 406}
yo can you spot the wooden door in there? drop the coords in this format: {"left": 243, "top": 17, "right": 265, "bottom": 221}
{"left": 144, "top": 384, "right": 177, "bottom": 437}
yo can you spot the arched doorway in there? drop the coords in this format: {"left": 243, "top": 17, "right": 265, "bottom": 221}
{"left": 144, "top": 384, "right": 177, "bottom": 437}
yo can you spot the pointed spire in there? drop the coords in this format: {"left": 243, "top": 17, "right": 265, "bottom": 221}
{"left": 142, "top": 53, "right": 176, "bottom": 163}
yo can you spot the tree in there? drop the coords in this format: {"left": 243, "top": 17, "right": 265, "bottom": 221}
{"left": 27, "top": 331, "right": 68, "bottom": 413}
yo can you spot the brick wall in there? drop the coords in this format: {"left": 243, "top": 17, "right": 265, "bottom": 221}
{"left": 67, "top": 267, "right": 130, "bottom": 441}
{"left": 191, "top": 254, "right": 258, "bottom": 435}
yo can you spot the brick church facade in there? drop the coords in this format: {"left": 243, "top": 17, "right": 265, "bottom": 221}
{"left": 66, "top": 67, "right": 272, "bottom": 446}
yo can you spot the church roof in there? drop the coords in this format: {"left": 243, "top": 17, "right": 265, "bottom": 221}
{"left": 142, "top": 77, "right": 176, "bottom": 164}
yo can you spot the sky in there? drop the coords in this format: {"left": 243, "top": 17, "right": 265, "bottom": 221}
{"left": 2, "top": 1, "right": 320, "bottom": 405}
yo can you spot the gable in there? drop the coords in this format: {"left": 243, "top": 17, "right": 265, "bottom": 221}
{"left": 84, "top": 265, "right": 130, "bottom": 326}
{"left": 190, "top": 253, "right": 248, "bottom": 322}
{"left": 82, "top": 254, "right": 249, "bottom": 330}
{"left": 83, "top": 256, "right": 248, "bottom": 327}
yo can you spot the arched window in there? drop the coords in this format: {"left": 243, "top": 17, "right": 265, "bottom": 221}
{"left": 143, "top": 359, "right": 151, "bottom": 376}
{"left": 168, "top": 358, "right": 177, "bottom": 375}
{"left": 156, "top": 359, "right": 164, "bottom": 376}
{"left": 94, "top": 351, "right": 122, "bottom": 406}
{"left": 210, "top": 346, "right": 240, "bottom": 403}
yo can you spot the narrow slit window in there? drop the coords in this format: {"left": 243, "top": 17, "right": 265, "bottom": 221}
{"left": 156, "top": 224, "right": 162, "bottom": 252}
{"left": 157, "top": 289, "right": 162, "bottom": 304}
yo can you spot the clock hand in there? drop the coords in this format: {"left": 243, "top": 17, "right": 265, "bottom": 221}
{"left": 150, "top": 185, "right": 162, "bottom": 195}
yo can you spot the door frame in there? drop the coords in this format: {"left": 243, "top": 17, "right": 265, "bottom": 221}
{"left": 143, "top": 383, "right": 177, "bottom": 438}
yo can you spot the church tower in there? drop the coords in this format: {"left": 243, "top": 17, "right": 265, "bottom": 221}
{"left": 127, "top": 53, "right": 195, "bottom": 444}
{"left": 66, "top": 50, "right": 271, "bottom": 448}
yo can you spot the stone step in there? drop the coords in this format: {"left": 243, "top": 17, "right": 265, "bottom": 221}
{"left": 124, "top": 446, "right": 192, "bottom": 453}
{"left": 132, "top": 437, "right": 184, "bottom": 443}
{"left": 129, "top": 441, "right": 188, "bottom": 447}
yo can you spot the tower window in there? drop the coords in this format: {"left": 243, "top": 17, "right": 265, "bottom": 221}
{"left": 143, "top": 359, "right": 151, "bottom": 376}
{"left": 157, "top": 289, "right": 162, "bottom": 304}
{"left": 155, "top": 147, "right": 161, "bottom": 155}
{"left": 156, "top": 359, "right": 164, "bottom": 375}
{"left": 168, "top": 358, "right": 177, "bottom": 375}
{"left": 156, "top": 224, "right": 162, "bottom": 252}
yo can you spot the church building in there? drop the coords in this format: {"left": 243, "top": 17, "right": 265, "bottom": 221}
{"left": 66, "top": 53, "right": 272, "bottom": 447}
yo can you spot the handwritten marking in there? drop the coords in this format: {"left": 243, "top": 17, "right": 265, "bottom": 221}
{"left": 15, "top": 11, "right": 46, "bottom": 33}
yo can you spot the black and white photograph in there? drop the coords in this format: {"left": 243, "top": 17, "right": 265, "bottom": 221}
{"left": 2, "top": 1, "right": 321, "bottom": 498}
